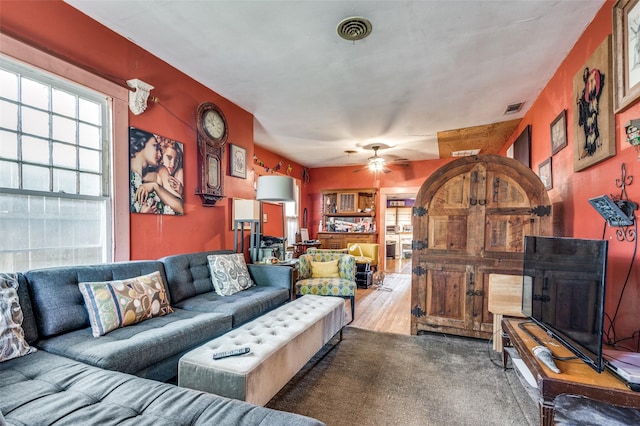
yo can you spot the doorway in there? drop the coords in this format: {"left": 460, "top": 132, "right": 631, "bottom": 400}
{"left": 379, "top": 187, "right": 419, "bottom": 274}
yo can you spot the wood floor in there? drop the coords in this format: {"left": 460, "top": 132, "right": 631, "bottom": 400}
{"left": 347, "top": 258, "right": 412, "bottom": 335}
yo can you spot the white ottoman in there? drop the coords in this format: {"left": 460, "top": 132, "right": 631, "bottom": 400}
{"left": 178, "top": 295, "right": 345, "bottom": 406}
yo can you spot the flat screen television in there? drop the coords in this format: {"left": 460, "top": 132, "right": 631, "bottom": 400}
{"left": 521, "top": 236, "right": 608, "bottom": 372}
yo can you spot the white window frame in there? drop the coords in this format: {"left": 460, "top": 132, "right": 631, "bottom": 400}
{"left": 0, "top": 33, "right": 130, "bottom": 263}
{"left": 285, "top": 181, "right": 299, "bottom": 246}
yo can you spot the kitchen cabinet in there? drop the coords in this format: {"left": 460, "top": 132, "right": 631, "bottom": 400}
{"left": 318, "top": 189, "right": 377, "bottom": 249}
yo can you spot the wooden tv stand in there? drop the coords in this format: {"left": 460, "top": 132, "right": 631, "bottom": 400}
{"left": 502, "top": 318, "right": 640, "bottom": 426}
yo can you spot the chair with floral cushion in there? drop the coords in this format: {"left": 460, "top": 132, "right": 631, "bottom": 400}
{"left": 295, "top": 252, "right": 356, "bottom": 321}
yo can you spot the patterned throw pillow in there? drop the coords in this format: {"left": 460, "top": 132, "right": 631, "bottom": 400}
{"left": 311, "top": 260, "right": 340, "bottom": 278}
{"left": 207, "top": 253, "right": 255, "bottom": 296}
{"left": 0, "top": 273, "right": 36, "bottom": 362}
{"left": 79, "top": 271, "right": 174, "bottom": 337}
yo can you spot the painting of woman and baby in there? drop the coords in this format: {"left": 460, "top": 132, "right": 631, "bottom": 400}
{"left": 129, "top": 127, "right": 184, "bottom": 215}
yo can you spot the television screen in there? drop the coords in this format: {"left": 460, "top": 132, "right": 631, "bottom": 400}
{"left": 522, "top": 236, "right": 608, "bottom": 372}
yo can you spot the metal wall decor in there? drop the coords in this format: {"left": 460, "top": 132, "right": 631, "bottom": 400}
{"left": 588, "top": 163, "right": 637, "bottom": 242}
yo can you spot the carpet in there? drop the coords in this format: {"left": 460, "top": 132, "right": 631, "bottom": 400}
{"left": 266, "top": 327, "right": 538, "bottom": 426}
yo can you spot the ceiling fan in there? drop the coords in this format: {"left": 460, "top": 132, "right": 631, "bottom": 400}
{"left": 353, "top": 145, "right": 392, "bottom": 173}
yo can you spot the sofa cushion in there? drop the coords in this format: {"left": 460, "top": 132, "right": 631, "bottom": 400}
{"left": 173, "top": 286, "right": 290, "bottom": 327}
{"left": 0, "top": 350, "right": 324, "bottom": 426}
{"left": 15, "top": 273, "right": 38, "bottom": 344}
{"left": 79, "top": 271, "right": 174, "bottom": 337}
{"left": 311, "top": 260, "right": 340, "bottom": 278}
{"left": 0, "top": 273, "right": 36, "bottom": 362}
{"left": 207, "top": 253, "right": 255, "bottom": 296}
{"left": 36, "top": 308, "right": 232, "bottom": 377}
{"left": 26, "top": 261, "right": 168, "bottom": 338}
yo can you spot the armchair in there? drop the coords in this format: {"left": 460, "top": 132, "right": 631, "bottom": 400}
{"left": 295, "top": 252, "right": 356, "bottom": 320}
{"left": 346, "top": 243, "right": 379, "bottom": 271}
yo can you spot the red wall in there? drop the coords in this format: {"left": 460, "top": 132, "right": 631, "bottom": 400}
{"left": 307, "top": 159, "right": 452, "bottom": 238}
{"left": 2, "top": 1, "right": 639, "bottom": 345}
{"left": 0, "top": 0, "right": 301, "bottom": 260}
{"left": 502, "top": 0, "right": 640, "bottom": 347}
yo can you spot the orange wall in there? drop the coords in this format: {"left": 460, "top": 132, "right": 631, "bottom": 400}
{"left": 0, "top": 0, "right": 302, "bottom": 260}
{"left": 2, "top": 1, "right": 639, "bottom": 345}
{"left": 309, "top": 1, "right": 640, "bottom": 346}
{"left": 501, "top": 0, "right": 640, "bottom": 347}
{"left": 307, "top": 159, "right": 452, "bottom": 238}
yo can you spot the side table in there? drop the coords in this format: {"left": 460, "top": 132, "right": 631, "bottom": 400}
{"left": 502, "top": 318, "right": 640, "bottom": 426}
{"left": 292, "top": 242, "right": 321, "bottom": 258}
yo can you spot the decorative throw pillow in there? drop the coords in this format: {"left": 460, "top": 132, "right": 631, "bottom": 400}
{"left": 79, "top": 271, "right": 173, "bottom": 337}
{"left": 207, "top": 253, "right": 254, "bottom": 296}
{"left": 311, "top": 259, "right": 340, "bottom": 278}
{"left": 0, "top": 273, "right": 36, "bottom": 362}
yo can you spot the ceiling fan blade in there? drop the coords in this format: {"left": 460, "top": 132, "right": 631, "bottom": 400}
{"left": 352, "top": 166, "right": 368, "bottom": 173}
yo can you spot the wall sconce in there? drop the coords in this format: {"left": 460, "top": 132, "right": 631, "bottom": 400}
{"left": 126, "top": 78, "right": 154, "bottom": 115}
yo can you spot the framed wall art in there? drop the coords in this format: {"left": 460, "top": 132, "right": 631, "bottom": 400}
{"left": 230, "top": 144, "right": 247, "bottom": 179}
{"left": 573, "top": 35, "right": 615, "bottom": 172}
{"left": 550, "top": 109, "right": 567, "bottom": 155}
{"left": 614, "top": 0, "right": 640, "bottom": 112}
{"left": 129, "top": 127, "right": 184, "bottom": 215}
{"left": 538, "top": 157, "right": 552, "bottom": 190}
{"left": 513, "top": 125, "right": 531, "bottom": 168}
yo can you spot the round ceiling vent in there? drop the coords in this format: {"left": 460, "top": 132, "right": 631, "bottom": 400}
{"left": 337, "top": 17, "right": 373, "bottom": 41}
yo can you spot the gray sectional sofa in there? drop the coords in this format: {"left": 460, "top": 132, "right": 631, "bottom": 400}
{"left": 0, "top": 250, "right": 323, "bottom": 425}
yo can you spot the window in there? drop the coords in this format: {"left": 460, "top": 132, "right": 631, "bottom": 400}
{"left": 0, "top": 57, "right": 111, "bottom": 272}
{"left": 285, "top": 181, "right": 299, "bottom": 245}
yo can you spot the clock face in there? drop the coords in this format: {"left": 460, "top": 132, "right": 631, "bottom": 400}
{"left": 203, "top": 110, "right": 225, "bottom": 140}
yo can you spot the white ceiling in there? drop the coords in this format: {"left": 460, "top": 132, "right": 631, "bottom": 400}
{"left": 65, "top": 0, "right": 605, "bottom": 168}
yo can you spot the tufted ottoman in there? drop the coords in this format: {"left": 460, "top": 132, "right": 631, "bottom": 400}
{"left": 178, "top": 295, "right": 345, "bottom": 406}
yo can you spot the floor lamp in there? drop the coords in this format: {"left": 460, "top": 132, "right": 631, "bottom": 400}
{"left": 256, "top": 175, "right": 296, "bottom": 261}
{"left": 233, "top": 199, "right": 261, "bottom": 263}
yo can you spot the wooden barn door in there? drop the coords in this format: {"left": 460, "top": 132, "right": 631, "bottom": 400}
{"left": 411, "top": 155, "right": 552, "bottom": 338}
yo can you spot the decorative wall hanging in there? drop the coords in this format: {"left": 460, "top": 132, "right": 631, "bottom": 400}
{"left": 614, "top": 0, "right": 640, "bottom": 112}
{"left": 230, "top": 144, "right": 247, "bottom": 179}
{"left": 573, "top": 35, "right": 615, "bottom": 172}
{"left": 253, "top": 154, "right": 295, "bottom": 175}
{"left": 588, "top": 163, "right": 637, "bottom": 241}
{"left": 129, "top": 127, "right": 184, "bottom": 215}
{"left": 550, "top": 109, "right": 567, "bottom": 155}
{"left": 538, "top": 157, "right": 553, "bottom": 190}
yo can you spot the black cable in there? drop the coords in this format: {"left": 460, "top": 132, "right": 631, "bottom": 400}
{"left": 604, "top": 220, "right": 638, "bottom": 346}
{"left": 517, "top": 321, "right": 578, "bottom": 361}
{"left": 487, "top": 328, "right": 511, "bottom": 369}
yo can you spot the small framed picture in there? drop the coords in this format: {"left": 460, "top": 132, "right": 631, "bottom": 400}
{"left": 230, "top": 144, "right": 247, "bottom": 179}
{"left": 550, "top": 110, "right": 567, "bottom": 155}
{"left": 538, "top": 157, "right": 552, "bottom": 190}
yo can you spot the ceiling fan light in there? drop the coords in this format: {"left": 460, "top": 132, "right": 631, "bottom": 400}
{"left": 369, "top": 162, "right": 384, "bottom": 172}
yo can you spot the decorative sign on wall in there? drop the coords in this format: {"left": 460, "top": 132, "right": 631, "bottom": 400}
{"left": 573, "top": 35, "right": 615, "bottom": 172}
{"left": 129, "top": 127, "right": 184, "bottom": 215}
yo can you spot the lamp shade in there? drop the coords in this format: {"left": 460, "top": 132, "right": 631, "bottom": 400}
{"left": 233, "top": 199, "right": 260, "bottom": 220}
{"left": 256, "top": 175, "right": 295, "bottom": 202}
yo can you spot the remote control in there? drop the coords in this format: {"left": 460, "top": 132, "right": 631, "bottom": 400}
{"left": 212, "top": 347, "right": 250, "bottom": 360}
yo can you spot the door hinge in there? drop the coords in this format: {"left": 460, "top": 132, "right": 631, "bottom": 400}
{"left": 412, "top": 265, "right": 426, "bottom": 276}
{"left": 530, "top": 205, "right": 552, "bottom": 216}
{"left": 413, "top": 206, "right": 427, "bottom": 217}
{"left": 412, "top": 240, "right": 427, "bottom": 250}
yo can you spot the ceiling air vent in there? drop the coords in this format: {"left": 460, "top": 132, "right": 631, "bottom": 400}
{"left": 504, "top": 102, "right": 525, "bottom": 115}
{"left": 337, "top": 17, "right": 373, "bottom": 41}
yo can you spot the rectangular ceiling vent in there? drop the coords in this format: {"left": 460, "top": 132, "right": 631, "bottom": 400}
{"left": 504, "top": 101, "right": 525, "bottom": 114}
{"left": 451, "top": 149, "right": 481, "bottom": 157}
